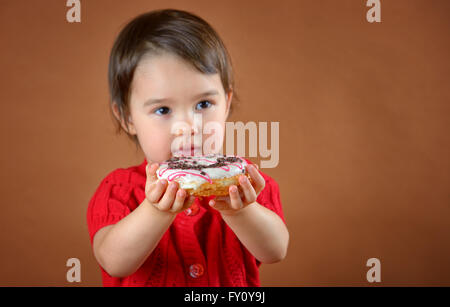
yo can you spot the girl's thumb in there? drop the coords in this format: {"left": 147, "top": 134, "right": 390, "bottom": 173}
{"left": 146, "top": 162, "right": 159, "bottom": 178}
{"left": 146, "top": 163, "right": 153, "bottom": 175}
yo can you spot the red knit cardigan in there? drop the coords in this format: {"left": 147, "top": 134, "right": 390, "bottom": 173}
{"left": 87, "top": 158, "right": 285, "bottom": 287}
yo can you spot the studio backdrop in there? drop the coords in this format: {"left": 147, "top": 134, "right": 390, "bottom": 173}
{"left": 0, "top": 0, "right": 449, "bottom": 286}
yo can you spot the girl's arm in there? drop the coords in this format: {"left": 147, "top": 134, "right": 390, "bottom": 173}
{"left": 93, "top": 198, "right": 175, "bottom": 278}
{"left": 209, "top": 164, "right": 289, "bottom": 263}
{"left": 221, "top": 202, "right": 289, "bottom": 264}
{"left": 92, "top": 163, "right": 195, "bottom": 278}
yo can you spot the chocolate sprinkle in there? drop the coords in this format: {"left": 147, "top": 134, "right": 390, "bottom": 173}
{"left": 164, "top": 155, "right": 243, "bottom": 171}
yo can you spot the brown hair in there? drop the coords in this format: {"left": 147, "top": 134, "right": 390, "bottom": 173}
{"left": 108, "top": 9, "right": 238, "bottom": 147}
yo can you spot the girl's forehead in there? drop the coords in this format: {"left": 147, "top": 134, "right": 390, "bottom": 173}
{"left": 136, "top": 53, "right": 201, "bottom": 78}
{"left": 132, "top": 54, "right": 224, "bottom": 98}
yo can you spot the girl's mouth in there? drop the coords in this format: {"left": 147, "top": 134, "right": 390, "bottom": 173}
{"left": 175, "top": 145, "right": 202, "bottom": 156}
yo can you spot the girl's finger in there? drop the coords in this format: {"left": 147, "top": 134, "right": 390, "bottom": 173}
{"left": 157, "top": 181, "right": 179, "bottom": 211}
{"left": 247, "top": 164, "right": 265, "bottom": 194}
{"left": 146, "top": 163, "right": 159, "bottom": 183}
{"left": 147, "top": 179, "right": 167, "bottom": 203}
{"left": 182, "top": 195, "right": 197, "bottom": 211}
{"left": 170, "top": 189, "right": 186, "bottom": 213}
{"left": 214, "top": 195, "right": 230, "bottom": 204}
{"left": 229, "top": 185, "right": 243, "bottom": 210}
{"left": 209, "top": 198, "right": 228, "bottom": 211}
{"left": 239, "top": 175, "right": 257, "bottom": 203}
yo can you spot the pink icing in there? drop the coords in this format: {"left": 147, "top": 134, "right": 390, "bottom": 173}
{"left": 157, "top": 156, "right": 246, "bottom": 185}
{"left": 166, "top": 170, "right": 213, "bottom": 184}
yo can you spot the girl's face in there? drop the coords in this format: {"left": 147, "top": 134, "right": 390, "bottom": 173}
{"left": 124, "top": 53, "right": 232, "bottom": 163}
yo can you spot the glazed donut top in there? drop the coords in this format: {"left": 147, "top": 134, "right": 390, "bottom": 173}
{"left": 156, "top": 154, "right": 248, "bottom": 190}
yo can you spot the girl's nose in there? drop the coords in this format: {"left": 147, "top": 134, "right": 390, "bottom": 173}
{"left": 173, "top": 124, "right": 200, "bottom": 136}
{"left": 173, "top": 112, "right": 202, "bottom": 136}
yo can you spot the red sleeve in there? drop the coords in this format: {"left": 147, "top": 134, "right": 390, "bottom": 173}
{"left": 86, "top": 174, "right": 133, "bottom": 244}
{"left": 243, "top": 159, "right": 286, "bottom": 268}
{"left": 255, "top": 174, "right": 285, "bottom": 268}
{"left": 243, "top": 158, "right": 285, "bottom": 224}
{"left": 256, "top": 172, "right": 286, "bottom": 224}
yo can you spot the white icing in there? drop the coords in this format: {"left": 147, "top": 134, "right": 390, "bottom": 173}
{"left": 156, "top": 154, "right": 248, "bottom": 190}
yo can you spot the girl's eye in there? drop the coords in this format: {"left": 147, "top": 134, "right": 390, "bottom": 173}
{"left": 154, "top": 107, "right": 170, "bottom": 115}
{"left": 195, "top": 100, "right": 213, "bottom": 111}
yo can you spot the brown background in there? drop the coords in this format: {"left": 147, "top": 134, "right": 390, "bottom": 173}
{"left": 0, "top": 0, "right": 449, "bottom": 286}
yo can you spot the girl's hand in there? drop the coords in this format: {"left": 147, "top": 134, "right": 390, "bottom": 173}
{"left": 208, "top": 164, "right": 265, "bottom": 216}
{"left": 145, "top": 162, "right": 196, "bottom": 214}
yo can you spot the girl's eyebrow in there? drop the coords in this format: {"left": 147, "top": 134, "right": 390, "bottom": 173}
{"left": 143, "top": 90, "right": 219, "bottom": 107}
{"left": 143, "top": 97, "right": 171, "bottom": 107}
{"left": 193, "top": 90, "right": 219, "bottom": 99}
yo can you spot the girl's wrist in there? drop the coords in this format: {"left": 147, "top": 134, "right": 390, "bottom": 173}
{"left": 219, "top": 201, "right": 257, "bottom": 218}
{"left": 142, "top": 198, "right": 178, "bottom": 219}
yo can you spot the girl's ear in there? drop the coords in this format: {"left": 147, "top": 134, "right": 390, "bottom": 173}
{"left": 112, "top": 103, "right": 137, "bottom": 135}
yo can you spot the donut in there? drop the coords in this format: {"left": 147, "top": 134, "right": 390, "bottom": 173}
{"left": 156, "top": 154, "right": 251, "bottom": 197}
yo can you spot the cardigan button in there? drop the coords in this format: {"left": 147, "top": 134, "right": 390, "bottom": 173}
{"left": 189, "top": 263, "right": 204, "bottom": 278}
{"left": 184, "top": 202, "right": 200, "bottom": 216}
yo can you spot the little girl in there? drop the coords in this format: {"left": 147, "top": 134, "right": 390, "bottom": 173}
{"left": 87, "top": 9, "right": 289, "bottom": 287}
